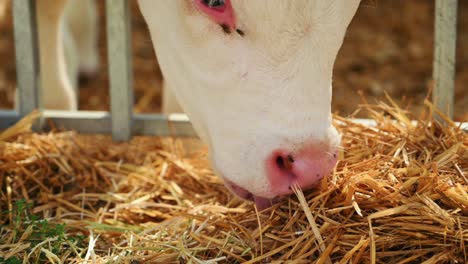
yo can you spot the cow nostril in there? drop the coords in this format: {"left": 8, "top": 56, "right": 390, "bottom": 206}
{"left": 276, "top": 155, "right": 285, "bottom": 170}
{"left": 275, "top": 154, "right": 294, "bottom": 171}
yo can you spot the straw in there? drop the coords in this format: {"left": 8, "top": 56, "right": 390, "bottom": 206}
{"left": 0, "top": 100, "right": 466, "bottom": 263}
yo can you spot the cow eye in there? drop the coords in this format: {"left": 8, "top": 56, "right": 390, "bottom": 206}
{"left": 195, "top": 0, "right": 236, "bottom": 33}
{"left": 202, "top": 0, "right": 225, "bottom": 8}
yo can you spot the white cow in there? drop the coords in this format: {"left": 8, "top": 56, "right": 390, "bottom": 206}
{"left": 37, "top": 0, "right": 362, "bottom": 209}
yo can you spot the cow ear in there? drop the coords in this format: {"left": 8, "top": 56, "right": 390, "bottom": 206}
{"left": 360, "top": 0, "right": 377, "bottom": 7}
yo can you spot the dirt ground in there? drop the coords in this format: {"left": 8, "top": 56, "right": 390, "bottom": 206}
{"left": 0, "top": 0, "right": 467, "bottom": 121}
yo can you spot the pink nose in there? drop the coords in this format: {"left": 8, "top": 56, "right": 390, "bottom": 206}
{"left": 265, "top": 144, "right": 338, "bottom": 196}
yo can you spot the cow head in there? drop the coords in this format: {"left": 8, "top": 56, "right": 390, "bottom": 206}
{"left": 138, "top": 0, "right": 361, "bottom": 208}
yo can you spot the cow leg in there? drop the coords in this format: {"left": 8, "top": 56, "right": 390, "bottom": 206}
{"left": 36, "top": 0, "right": 77, "bottom": 110}
{"left": 62, "top": 20, "right": 79, "bottom": 95}
{"left": 65, "top": 0, "right": 99, "bottom": 77}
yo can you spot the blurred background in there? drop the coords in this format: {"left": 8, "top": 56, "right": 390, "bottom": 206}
{"left": 0, "top": 0, "right": 466, "bottom": 121}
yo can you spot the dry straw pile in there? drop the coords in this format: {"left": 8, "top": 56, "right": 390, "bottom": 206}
{"left": 0, "top": 100, "right": 467, "bottom": 263}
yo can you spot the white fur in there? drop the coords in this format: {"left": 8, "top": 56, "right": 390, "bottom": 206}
{"left": 64, "top": 0, "right": 99, "bottom": 75}
{"left": 138, "top": 0, "right": 361, "bottom": 198}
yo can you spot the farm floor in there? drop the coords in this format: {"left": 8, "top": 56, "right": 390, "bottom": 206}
{"left": 0, "top": 0, "right": 467, "bottom": 121}
{"left": 1, "top": 102, "right": 467, "bottom": 263}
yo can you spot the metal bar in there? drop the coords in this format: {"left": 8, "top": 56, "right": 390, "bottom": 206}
{"left": 13, "top": 0, "right": 40, "bottom": 116}
{"left": 37, "top": 111, "right": 197, "bottom": 137}
{"left": 106, "top": 0, "right": 134, "bottom": 141}
{"left": 433, "top": 0, "right": 458, "bottom": 119}
{"left": 0, "top": 111, "right": 21, "bottom": 129}
{"left": 41, "top": 110, "right": 112, "bottom": 134}
{"left": 133, "top": 114, "right": 196, "bottom": 137}
{"left": 1, "top": 112, "right": 466, "bottom": 134}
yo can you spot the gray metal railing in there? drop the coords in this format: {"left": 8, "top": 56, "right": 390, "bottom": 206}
{"left": 13, "top": 0, "right": 40, "bottom": 116}
{"left": 0, "top": 0, "right": 466, "bottom": 140}
{"left": 433, "top": 0, "right": 458, "bottom": 118}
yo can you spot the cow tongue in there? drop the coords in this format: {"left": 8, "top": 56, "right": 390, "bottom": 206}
{"left": 253, "top": 196, "right": 273, "bottom": 210}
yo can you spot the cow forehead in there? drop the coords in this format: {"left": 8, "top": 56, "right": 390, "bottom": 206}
{"left": 228, "top": 1, "right": 356, "bottom": 63}
{"left": 230, "top": 0, "right": 358, "bottom": 50}
{"left": 232, "top": 1, "right": 354, "bottom": 29}
{"left": 233, "top": 1, "right": 314, "bottom": 32}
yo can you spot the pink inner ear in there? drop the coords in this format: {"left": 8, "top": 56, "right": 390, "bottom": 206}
{"left": 195, "top": 0, "right": 236, "bottom": 30}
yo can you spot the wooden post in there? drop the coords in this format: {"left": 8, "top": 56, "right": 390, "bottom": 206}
{"left": 106, "top": 0, "right": 134, "bottom": 141}
{"left": 433, "top": 0, "right": 458, "bottom": 119}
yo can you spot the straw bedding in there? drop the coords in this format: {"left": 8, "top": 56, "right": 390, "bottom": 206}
{"left": 0, "top": 100, "right": 466, "bottom": 263}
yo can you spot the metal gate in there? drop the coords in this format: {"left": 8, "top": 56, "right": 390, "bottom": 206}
{"left": 0, "top": 0, "right": 465, "bottom": 141}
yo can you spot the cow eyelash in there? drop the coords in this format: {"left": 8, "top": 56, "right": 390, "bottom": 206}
{"left": 202, "top": 0, "right": 225, "bottom": 8}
